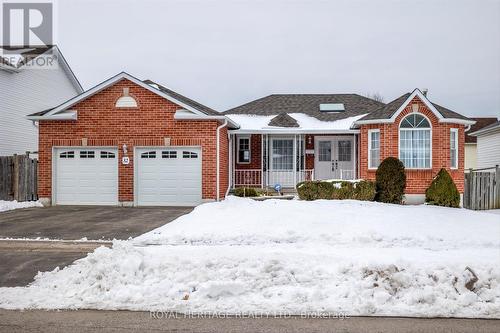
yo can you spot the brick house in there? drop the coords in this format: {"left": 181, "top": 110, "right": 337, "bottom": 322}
{"left": 28, "top": 72, "right": 238, "bottom": 206}
{"left": 225, "top": 89, "right": 474, "bottom": 204}
{"left": 29, "top": 73, "right": 474, "bottom": 206}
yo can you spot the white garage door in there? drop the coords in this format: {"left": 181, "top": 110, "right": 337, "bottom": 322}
{"left": 55, "top": 148, "right": 118, "bottom": 205}
{"left": 136, "top": 147, "right": 202, "bottom": 206}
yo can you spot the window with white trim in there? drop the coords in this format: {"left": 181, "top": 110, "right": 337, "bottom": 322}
{"left": 368, "top": 129, "right": 380, "bottom": 169}
{"left": 100, "top": 151, "right": 116, "bottom": 159}
{"left": 450, "top": 128, "right": 458, "bottom": 169}
{"left": 237, "top": 136, "right": 251, "bottom": 163}
{"left": 162, "top": 151, "right": 177, "bottom": 159}
{"left": 141, "top": 151, "right": 156, "bottom": 159}
{"left": 59, "top": 151, "right": 74, "bottom": 158}
{"left": 183, "top": 151, "right": 198, "bottom": 158}
{"left": 399, "top": 114, "right": 431, "bottom": 169}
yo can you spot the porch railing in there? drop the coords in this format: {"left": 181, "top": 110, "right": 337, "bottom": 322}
{"left": 233, "top": 169, "right": 314, "bottom": 188}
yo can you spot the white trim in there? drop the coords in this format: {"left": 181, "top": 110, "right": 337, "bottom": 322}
{"left": 398, "top": 113, "right": 433, "bottom": 170}
{"left": 27, "top": 110, "right": 77, "bottom": 121}
{"left": 216, "top": 119, "right": 228, "bottom": 201}
{"left": 174, "top": 110, "right": 239, "bottom": 128}
{"left": 354, "top": 89, "right": 475, "bottom": 126}
{"left": 450, "top": 128, "right": 459, "bottom": 169}
{"left": 236, "top": 135, "right": 251, "bottom": 164}
{"left": 39, "top": 72, "right": 210, "bottom": 119}
{"left": 229, "top": 129, "right": 360, "bottom": 135}
{"left": 367, "top": 129, "right": 380, "bottom": 170}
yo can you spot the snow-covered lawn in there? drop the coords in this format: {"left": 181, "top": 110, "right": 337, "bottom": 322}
{"left": 1, "top": 197, "right": 499, "bottom": 318}
{"left": 0, "top": 200, "right": 42, "bottom": 212}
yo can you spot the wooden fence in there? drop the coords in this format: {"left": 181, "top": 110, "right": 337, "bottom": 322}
{"left": 464, "top": 165, "right": 500, "bottom": 210}
{"left": 0, "top": 154, "right": 38, "bottom": 202}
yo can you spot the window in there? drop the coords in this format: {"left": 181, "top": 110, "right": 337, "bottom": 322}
{"left": 368, "top": 130, "right": 380, "bottom": 169}
{"left": 59, "top": 151, "right": 74, "bottom": 158}
{"left": 272, "top": 139, "right": 294, "bottom": 170}
{"left": 100, "top": 151, "right": 115, "bottom": 159}
{"left": 237, "top": 137, "right": 251, "bottom": 163}
{"left": 399, "top": 114, "right": 431, "bottom": 169}
{"left": 338, "top": 140, "right": 352, "bottom": 162}
{"left": 79, "top": 151, "right": 95, "bottom": 159}
{"left": 450, "top": 129, "right": 458, "bottom": 169}
{"left": 141, "top": 151, "right": 156, "bottom": 159}
{"left": 162, "top": 151, "right": 177, "bottom": 159}
{"left": 318, "top": 141, "right": 331, "bottom": 162}
{"left": 183, "top": 151, "right": 198, "bottom": 158}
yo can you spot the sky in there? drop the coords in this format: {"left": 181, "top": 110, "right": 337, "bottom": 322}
{"left": 57, "top": 0, "right": 500, "bottom": 117}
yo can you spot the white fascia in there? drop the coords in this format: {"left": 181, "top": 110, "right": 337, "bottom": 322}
{"left": 27, "top": 110, "right": 77, "bottom": 121}
{"left": 42, "top": 72, "right": 209, "bottom": 118}
{"left": 174, "top": 109, "right": 240, "bottom": 128}
{"left": 229, "top": 129, "right": 360, "bottom": 134}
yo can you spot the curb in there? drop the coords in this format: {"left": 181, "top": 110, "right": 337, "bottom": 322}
{"left": 0, "top": 239, "right": 112, "bottom": 252}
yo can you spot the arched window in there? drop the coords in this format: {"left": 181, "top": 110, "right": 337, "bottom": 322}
{"left": 399, "top": 114, "right": 431, "bottom": 168}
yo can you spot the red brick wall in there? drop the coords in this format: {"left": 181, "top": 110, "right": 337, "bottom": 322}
{"left": 359, "top": 96, "right": 465, "bottom": 194}
{"left": 234, "top": 134, "right": 262, "bottom": 170}
{"left": 38, "top": 79, "right": 228, "bottom": 203}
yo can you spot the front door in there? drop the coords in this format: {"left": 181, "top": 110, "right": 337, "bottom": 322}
{"left": 314, "top": 136, "right": 355, "bottom": 180}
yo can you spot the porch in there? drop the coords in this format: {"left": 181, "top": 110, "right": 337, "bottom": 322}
{"left": 230, "top": 133, "right": 358, "bottom": 189}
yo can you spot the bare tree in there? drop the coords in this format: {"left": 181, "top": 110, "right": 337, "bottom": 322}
{"left": 365, "top": 92, "right": 384, "bottom": 103}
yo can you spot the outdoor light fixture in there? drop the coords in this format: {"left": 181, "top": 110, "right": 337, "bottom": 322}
{"left": 122, "top": 144, "right": 128, "bottom": 154}
{"left": 308, "top": 135, "right": 312, "bottom": 145}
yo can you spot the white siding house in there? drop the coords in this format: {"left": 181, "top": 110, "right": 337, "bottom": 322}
{"left": 0, "top": 47, "right": 82, "bottom": 156}
{"left": 469, "top": 121, "right": 500, "bottom": 169}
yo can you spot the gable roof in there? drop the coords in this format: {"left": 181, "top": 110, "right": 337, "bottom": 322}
{"left": 27, "top": 72, "right": 220, "bottom": 120}
{"left": 225, "top": 94, "right": 384, "bottom": 123}
{"left": 268, "top": 113, "right": 300, "bottom": 127}
{"left": 0, "top": 46, "right": 83, "bottom": 92}
{"left": 465, "top": 117, "right": 498, "bottom": 143}
{"left": 354, "top": 89, "right": 474, "bottom": 126}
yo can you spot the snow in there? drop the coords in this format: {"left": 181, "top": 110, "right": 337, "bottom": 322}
{"left": 1, "top": 197, "right": 499, "bottom": 318}
{"left": 226, "top": 113, "right": 367, "bottom": 131}
{"left": 0, "top": 200, "right": 42, "bottom": 212}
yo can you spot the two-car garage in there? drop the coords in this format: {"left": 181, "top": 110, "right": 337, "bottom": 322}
{"left": 53, "top": 147, "right": 202, "bottom": 206}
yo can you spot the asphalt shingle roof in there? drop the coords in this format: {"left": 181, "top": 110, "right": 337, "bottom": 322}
{"left": 465, "top": 118, "right": 498, "bottom": 143}
{"left": 143, "top": 80, "right": 219, "bottom": 115}
{"left": 268, "top": 113, "right": 300, "bottom": 127}
{"left": 225, "top": 94, "right": 385, "bottom": 122}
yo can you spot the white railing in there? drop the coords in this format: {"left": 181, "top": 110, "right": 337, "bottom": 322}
{"left": 234, "top": 169, "right": 314, "bottom": 188}
{"left": 233, "top": 169, "right": 262, "bottom": 187}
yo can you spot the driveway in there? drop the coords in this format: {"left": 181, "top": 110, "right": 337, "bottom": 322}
{"left": 0, "top": 205, "right": 193, "bottom": 240}
{"left": 0, "top": 205, "right": 193, "bottom": 287}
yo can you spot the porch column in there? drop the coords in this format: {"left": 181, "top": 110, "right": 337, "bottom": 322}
{"left": 293, "top": 134, "right": 297, "bottom": 186}
{"left": 353, "top": 134, "right": 357, "bottom": 180}
{"left": 260, "top": 134, "right": 264, "bottom": 188}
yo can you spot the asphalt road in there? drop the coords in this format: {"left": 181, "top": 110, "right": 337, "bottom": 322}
{"left": 0, "top": 310, "right": 498, "bottom": 333}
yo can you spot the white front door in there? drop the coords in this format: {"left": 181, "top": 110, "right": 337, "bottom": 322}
{"left": 136, "top": 147, "right": 202, "bottom": 206}
{"left": 269, "top": 138, "right": 295, "bottom": 187}
{"left": 314, "top": 136, "right": 355, "bottom": 180}
{"left": 54, "top": 148, "right": 119, "bottom": 205}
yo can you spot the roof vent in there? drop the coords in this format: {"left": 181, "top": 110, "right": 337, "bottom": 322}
{"left": 319, "top": 103, "right": 344, "bottom": 112}
{"left": 115, "top": 87, "right": 138, "bottom": 108}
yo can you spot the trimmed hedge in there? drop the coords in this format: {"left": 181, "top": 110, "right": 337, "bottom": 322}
{"left": 233, "top": 187, "right": 259, "bottom": 197}
{"left": 425, "top": 168, "right": 460, "bottom": 208}
{"left": 297, "top": 180, "right": 376, "bottom": 201}
{"left": 375, "top": 157, "right": 406, "bottom": 204}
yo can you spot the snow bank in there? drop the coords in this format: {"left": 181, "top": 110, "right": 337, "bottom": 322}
{"left": 226, "top": 113, "right": 367, "bottom": 131}
{"left": 0, "top": 200, "right": 42, "bottom": 212}
{"left": 1, "top": 198, "right": 499, "bottom": 317}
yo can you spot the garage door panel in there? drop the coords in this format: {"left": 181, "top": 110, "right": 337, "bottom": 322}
{"left": 55, "top": 148, "right": 118, "bottom": 205}
{"left": 137, "top": 147, "right": 202, "bottom": 206}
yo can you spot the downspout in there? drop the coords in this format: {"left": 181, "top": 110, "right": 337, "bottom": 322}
{"left": 216, "top": 118, "right": 228, "bottom": 201}
{"left": 225, "top": 132, "right": 232, "bottom": 198}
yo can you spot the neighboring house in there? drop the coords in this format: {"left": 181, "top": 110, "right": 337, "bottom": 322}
{"left": 29, "top": 72, "right": 474, "bottom": 207}
{"left": 225, "top": 89, "right": 474, "bottom": 204}
{"left": 0, "top": 46, "right": 83, "bottom": 156}
{"left": 468, "top": 121, "right": 500, "bottom": 170}
{"left": 464, "top": 117, "right": 498, "bottom": 170}
{"left": 27, "top": 72, "right": 238, "bottom": 206}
